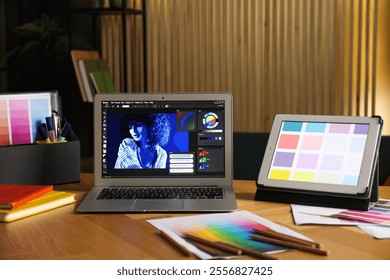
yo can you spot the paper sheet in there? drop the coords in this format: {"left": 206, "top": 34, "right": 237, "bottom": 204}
{"left": 147, "top": 210, "right": 313, "bottom": 259}
{"left": 291, "top": 200, "right": 390, "bottom": 239}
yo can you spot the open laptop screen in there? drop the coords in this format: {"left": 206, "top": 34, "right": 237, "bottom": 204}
{"left": 101, "top": 99, "right": 226, "bottom": 178}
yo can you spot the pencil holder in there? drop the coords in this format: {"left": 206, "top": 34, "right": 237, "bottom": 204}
{"left": 0, "top": 130, "right": 80, "bottom": 185}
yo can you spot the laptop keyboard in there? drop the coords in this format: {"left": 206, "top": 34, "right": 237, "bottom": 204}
{"left": 97, "top": 187, "right": 224, "bottom": 200}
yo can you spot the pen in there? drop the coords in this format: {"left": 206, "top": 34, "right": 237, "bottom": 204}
{"left": 58, "top": 123, "right": 72, "bottom": 141}
{"left": 252, "top": 229, "right": 322, "bottom": 248}
{"left": 52, "top": 113, "right": 61, "bottom": 139}
{"left": 250, "top": 235, "right": 329, "bottom": 256}
{"left": 45, "top": 116, "right": 56, "bottom": 142}
{"left": 37, "top": 123, "right": 50, "bottom": 143}
{"left": 159, "top": 230, "right": 193, "bottom": 257}
{"left": 183, "top": 233, "right": 243, "bottom": 256}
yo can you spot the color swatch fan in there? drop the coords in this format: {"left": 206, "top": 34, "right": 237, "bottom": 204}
{"left": 0, "top": 93, "right": 51, "bottom": 145}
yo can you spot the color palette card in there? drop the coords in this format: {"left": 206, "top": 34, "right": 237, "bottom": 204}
{"left": 148, "top": 210, "right": 313, "bottom": 259}
{"left": 292, "top": 200, "right": 390, "bottom": 226}
{"left": 292, "top": 200, "right": 390, "bottom": 238}
{"left": 332, "top": 200, "right": 390, "bottom": 226}
{"left": 0, "top": 93, "right": 51, "bottom": 146}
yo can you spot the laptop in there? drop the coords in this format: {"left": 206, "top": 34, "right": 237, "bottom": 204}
{"left": 77, "top": 92, "right": 237, "bottom": 212}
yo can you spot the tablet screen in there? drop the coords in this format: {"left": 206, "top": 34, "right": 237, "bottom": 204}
{"left": 268, "top": 121, "right": 368, "bottom": 186}
{"left": 257, "top": 115, "right": 382, "bottom": 195}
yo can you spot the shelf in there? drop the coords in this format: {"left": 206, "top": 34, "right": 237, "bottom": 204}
{"left": 71, "top": 7, "right": 144, "bottom": 16}
{"left": 70, "top": 0, "right": 147, "bottom": 92}
{"left": 1, "top": 66, "right": 67, "bottom": 72}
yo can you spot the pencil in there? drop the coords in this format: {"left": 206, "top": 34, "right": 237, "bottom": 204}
{"left": 215, "top": 241, "right": 279, "bottom": 260}
{"left": 253, "top": 229, "right": 322, "bottom": 248}
{"left": 183, "top": 233, "right": 243, "bottom": 255}
{"left": 250, "top": 235, "right": 329, "bottom": 256}
{"left": 159, "top": 230, "right": 193, "bottom": 257}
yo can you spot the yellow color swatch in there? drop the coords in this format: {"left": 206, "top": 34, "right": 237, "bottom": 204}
{"left": 293, "top": 171, "right": 315, "bottom": 182}
{"left": 269, "top": 170, "right": 291, "bottom": 180}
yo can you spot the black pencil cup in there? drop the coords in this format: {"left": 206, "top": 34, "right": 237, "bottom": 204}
{"left": 0, "top": 131, "right": 80, "bottom": 185}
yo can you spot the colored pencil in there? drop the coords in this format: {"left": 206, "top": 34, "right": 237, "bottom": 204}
{"left": 159, "top": 230, "right": 193, "bottom": 257}
{"left": 250, "top": 235, "right": 329, "bottom": 256}
{"left": 253, "top": 229, "right": 322, "bottom": 248}
{"left": 215, "top": 241, "right": 279, "bottom": 260}
{"left": 183, "top": 233, "right": 243, "bottom": 255}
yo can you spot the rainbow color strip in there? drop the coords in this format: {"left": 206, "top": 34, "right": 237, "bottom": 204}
{"left": 148, "top": 211, "right": 313, "bottom": 259}
{"left": 166, "top": 212, "right": 285, "bottom": 254}
{"left": 182, "top": 219, "right": 282, "bottom": 253}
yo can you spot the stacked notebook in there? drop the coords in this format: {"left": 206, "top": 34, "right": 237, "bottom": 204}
{"left": 0, "top": 184, "right": 75, "bottom": 222}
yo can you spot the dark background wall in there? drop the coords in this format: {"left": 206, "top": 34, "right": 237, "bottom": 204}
{"left": 0, "top": 0, "right": 95, "bottom": 156}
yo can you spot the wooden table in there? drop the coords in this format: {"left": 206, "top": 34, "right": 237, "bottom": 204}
{"left": 1, "top": 173, "right": 389, "bottom": 260}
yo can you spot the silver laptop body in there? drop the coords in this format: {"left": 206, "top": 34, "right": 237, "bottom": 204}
{"left": 77, "top": 92, "right": 237, "bottom": 212}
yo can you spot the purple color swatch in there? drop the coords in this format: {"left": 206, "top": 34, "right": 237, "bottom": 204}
{"left": 296, "top": 153, "right": 319, "bottom": 169}
{"left": 321, "top": 155, "right": 344, "bottom": 171}
{"left": 329, "top": 124, "right": 351, "bottom": 134}
{"left": 273, "top": 152, "right": 295, "bottom": 167}
{"left": 354, "top": 124, "right": 369, "bottom": 135}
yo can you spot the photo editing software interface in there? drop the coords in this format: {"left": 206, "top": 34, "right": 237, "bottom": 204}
{"left": 269, "top": 121, "right": 369, "bottom": 186}
{"left": 101, "top": 100, "right": 226, "bottom": 178}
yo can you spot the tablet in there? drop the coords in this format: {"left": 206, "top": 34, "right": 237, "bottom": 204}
{"left": 257, "top": 114, "right": 382, "bottom": 195}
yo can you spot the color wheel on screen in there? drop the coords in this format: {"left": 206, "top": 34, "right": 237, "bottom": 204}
{"left": 202, "top": 112, "right": 219, "bottom": 129}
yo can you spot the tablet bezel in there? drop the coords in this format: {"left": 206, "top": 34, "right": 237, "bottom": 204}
{"left": 257, "top": 114, "right": 382, "bottom": 195}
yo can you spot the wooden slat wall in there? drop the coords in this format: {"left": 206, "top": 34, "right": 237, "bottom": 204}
{"left": 101, "top": 0, "right": 379, "bottom": 132}
{"left": 100, "top": 0, "right": 145, "bottom": 92}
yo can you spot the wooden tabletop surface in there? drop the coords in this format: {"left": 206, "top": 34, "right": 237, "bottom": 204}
{"left": 1, "top": 173, "right": 389, "bottom": 260}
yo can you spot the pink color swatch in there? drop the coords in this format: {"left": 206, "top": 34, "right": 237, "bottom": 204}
{"left": 9, "top": 100, "right": 31, "bottom": 144}
{"left": 301, "top": 135, "right": 323, "bottom": 150}
{"left": 278, "top": 134, "right": 300, "bottom": 149}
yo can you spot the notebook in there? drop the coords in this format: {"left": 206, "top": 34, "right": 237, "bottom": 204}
{"left": 77, "top": 92, "right": 237, "bottom": 212}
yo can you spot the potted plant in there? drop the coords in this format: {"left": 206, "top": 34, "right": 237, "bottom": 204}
{"left": 1, "top": 13, "right": 90, "bottom": 69}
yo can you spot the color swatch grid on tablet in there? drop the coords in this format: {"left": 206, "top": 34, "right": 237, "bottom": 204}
{"left": 268, "top": 121, "right": 369, "bottom": 186}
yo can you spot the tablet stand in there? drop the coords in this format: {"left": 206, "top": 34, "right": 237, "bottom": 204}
{"left": 254, "top": 159, "right": 379, "bottom": 211}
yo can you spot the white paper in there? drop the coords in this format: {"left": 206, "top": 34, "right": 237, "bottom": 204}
{"left": 291, "top": 204, "right": 370, "bottom": 226}
{"left": 291, "top": 202, "right": 390, "bottom": 239}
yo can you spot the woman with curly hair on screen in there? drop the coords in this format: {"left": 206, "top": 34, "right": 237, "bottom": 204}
{"left": 114, "top": 113, "right": 171, "bottom": 169}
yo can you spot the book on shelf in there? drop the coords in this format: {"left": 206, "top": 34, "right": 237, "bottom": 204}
{"left": 70, "top": 50, "right": 100, "bottom": 103}
{"left": 0, "top": 184, "right": 53, "bottom": 210}
{"left": 90, "top": 68, "right": 116, "bottom": 93}
{"left": 0, "top": 191, "right": 76, "bottom": 222}
{"left": 79, "top": 59, "right": 115, "bottom": 102}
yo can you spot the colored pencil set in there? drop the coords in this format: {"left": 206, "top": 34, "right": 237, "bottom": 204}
{"left": 160, "top": 227, "right": 328, "bottom": 259}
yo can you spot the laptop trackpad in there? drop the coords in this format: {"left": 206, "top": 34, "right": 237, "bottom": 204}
{"left": 132, "top": 200, "right": 184, "bottom": 211}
